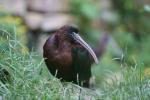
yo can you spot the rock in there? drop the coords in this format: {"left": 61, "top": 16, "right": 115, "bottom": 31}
{"left": 41, "top": 14, "right": 73, "bottom": 31}
{"left": 27, "top": 0, "right": 70, "bottom": 13}
{"left": 2, "top": 0, "right": 27, "bottom": 16}
{"left": 24, "top": 13, "right": 73, "bottom": 31}
{"left": 2, "top": 0, "right": 73, "bottom": 31}
{"left": 24, "top": 12, "right": 43, "bottom": 30}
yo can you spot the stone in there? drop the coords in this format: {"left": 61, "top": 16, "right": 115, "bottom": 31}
{"left": 2, "top": 0, "right": 27, "bottom": 16}
{"left": 41, "top": 14, "right": 73, "bottom": 31}
{"left": 27, "top": 0, "right": 70, "bottom": 13}
{"left": 24, "top": 13, "right": 73, "bottom": 31}
{"left": 24, "top": 12, "right": 43, "bottom": 30}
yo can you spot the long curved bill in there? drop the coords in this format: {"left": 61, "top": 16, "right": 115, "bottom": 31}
{"left": 73, "top": 32, "right": 99, "bottom": 64}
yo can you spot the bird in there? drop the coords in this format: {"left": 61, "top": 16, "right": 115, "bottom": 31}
{"left": 43, "top": 25, "right": 100, "bottom": 87}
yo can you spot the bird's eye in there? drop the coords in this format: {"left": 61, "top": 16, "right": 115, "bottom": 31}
{"left": 68, "top": 32, "right": 76, "bottom": 42}
{"left": 72, "top": 32, "right": 75, "bottom": 35}
{"left": 71, "top": 32, "right": 77, "bottom": 39}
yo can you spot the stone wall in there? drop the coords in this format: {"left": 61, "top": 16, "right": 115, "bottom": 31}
{"left": 1, "top": 0, "right": 73, "bottom": 31}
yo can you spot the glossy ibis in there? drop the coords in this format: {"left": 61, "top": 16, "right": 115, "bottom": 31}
{"left": 43, "top": 25, "right": 107, "bottom": 87}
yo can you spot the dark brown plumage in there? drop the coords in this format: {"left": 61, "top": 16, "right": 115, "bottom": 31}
{"left": 43, "top": 25, "right": 108, "bottom": 87}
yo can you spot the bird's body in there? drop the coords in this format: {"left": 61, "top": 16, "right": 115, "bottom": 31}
{"left": 43, "top": 26, "right": 98, "bottom": 87}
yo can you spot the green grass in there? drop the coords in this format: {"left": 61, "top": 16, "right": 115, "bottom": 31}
{"left": 0, "top": 27, "right": 150, "bottom": 100}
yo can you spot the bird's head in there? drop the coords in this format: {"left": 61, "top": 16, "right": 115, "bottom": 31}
{"left": 58, "top": 25, "right": 99, "bottom": 64}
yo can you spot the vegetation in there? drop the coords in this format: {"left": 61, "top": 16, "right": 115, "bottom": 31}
{"left": 0, "top": 24, "right": 150, "bottom": 100}
{"left": 0, "top": 0, "right": 150, "bottom": 99}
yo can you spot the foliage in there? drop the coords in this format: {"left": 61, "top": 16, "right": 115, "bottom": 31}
{"left": 0, "top": 8, "right": 27, "bottom": 45}
{"left": 0, "top": 25, "right": 150, "bottom": 99}
{"left": 70, "top": 0, "right": 100, "bottom": 44}
{"left": 0, "top": 0, "right": 150, "bottom": 99}
{"left": 101, "top": 67, "right": 150, "bottom": 100}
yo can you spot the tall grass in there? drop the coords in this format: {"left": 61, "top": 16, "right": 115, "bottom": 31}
{"left": 101, "top": 67, "right": 150, "bottom": 99}
{"left": 0, "top": 26, "right": 150, "bottom": 100}
{"left": 0, "top": 27, "right": 99, "bottom": 100}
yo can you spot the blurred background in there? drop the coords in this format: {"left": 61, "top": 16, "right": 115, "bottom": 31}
{"left": 0, "top": 0, "right": 150, "bottom": 86}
